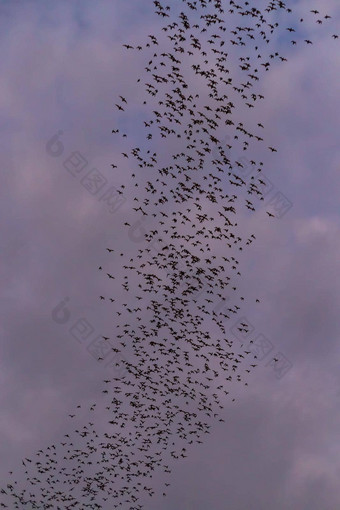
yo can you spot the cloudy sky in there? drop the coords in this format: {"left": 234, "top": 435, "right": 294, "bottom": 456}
{"left": 1, "top": 0, "right": 340, "bottom": 508}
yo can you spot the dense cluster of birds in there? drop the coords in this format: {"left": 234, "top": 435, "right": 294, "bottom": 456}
{"left": 1, "top": 1, "right": 337, "bottom": 508}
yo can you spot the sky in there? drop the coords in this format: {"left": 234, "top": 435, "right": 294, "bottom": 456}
{"left": 1, "top": 0, "right": 340, "bottom": 508}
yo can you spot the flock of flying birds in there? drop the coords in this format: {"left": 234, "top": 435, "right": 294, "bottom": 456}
{"left": 2, "top": 1, "right": 338, "bottom": 508}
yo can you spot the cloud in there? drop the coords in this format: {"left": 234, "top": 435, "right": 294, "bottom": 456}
{"left": 0, "top": 0, "right": 340, "bottom": 508}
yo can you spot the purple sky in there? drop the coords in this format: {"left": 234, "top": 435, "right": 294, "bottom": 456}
{"left": 1, "top": 1, "right": 340, "bottom": 508}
